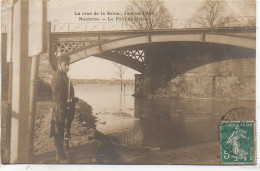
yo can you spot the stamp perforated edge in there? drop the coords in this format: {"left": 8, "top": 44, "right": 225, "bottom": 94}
{"left": 219, "top": 121, "right": 256, "bottom": 165}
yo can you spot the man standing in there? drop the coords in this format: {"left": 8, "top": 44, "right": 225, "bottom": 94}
{"left": 49, "top": 55, "right": 78, "bottom": 163}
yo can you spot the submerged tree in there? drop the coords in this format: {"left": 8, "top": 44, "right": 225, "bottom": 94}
{"left": 124, "top": 0, "right": 171, "bottom": 30}
{"left": 113, "top": 63, "right": 128, "bottom": 91}
{"left": 191, "top": 0, "right": 237, "bottom": 28}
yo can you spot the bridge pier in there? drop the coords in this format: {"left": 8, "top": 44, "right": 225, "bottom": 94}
{"left": 142, "top": 46, "right": 172, "bottom": 97}
{"left": 134, "top": 45, "right": 172, "bottom": 97}
{"left": 134, "top": 74, "right": 144, "bottom": 96}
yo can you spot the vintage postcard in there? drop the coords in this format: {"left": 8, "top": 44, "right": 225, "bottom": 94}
{"left": 1, "top": 0, "right": 257, "bottom": 166}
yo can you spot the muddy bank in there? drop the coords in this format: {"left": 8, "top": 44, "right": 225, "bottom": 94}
{"left": 33, "top": 99, "right": 98, "bottom": 163}
{"left": 1, "top": 98, "right": 113, "bottom": 164}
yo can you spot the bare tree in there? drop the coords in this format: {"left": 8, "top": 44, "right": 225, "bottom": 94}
{"left": 191, "top": 0, "right": 237, "bottom": 28}
{"left": 245, "top": 1, "right": 256, "bottom": 26}
{"left": 124, "top": 0, "right": 171, "bottom": 30}
{"left": 113, "top": 63, "right": 128, "bottom": 91}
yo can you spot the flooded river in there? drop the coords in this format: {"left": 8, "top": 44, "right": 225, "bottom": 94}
{"left": 74, "top": 83, "right": 255, "bottom": 164}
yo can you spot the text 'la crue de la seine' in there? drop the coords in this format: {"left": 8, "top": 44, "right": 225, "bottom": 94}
{"left": 74, "top": 11, "right": 154, "bottom": 22}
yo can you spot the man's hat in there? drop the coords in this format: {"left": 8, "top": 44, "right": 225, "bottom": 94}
{"left": 57, "top": 55, "right": 70, "bottom": 63}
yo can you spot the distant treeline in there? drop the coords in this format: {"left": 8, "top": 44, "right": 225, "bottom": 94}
{"left": 71, "top": 79, "right": 135, "bottom": 85}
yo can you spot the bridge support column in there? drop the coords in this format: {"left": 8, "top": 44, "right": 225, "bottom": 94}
{"left": 142, "top": 47, "right": 172, "bottom": 97}
{"left": 134, "top": 74, "right": 144, "bottom": 96}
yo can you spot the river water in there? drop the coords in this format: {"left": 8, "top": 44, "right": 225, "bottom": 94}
{"left": 74, "top": 83, "right": 255, "bottom": 164}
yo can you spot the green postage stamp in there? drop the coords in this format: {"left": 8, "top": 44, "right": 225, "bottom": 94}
{"left": 220, "top": 121, "right": 255, "bottom": 164}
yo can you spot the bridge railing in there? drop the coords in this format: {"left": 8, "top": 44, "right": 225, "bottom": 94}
{"left": 1, "top": 16, "right": 256, "bottom": 33}
{"left": 170, "top": 16, "right": 256, "bottom": 29}
{"left": 51, "top": 22, "right": 126, "bottom": 32}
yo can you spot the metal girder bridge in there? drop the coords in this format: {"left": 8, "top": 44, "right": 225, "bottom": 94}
{"left": 49, "top": 26, "right": 255, "bottom": 73}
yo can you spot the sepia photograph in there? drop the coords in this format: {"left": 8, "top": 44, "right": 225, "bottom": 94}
{"left": 1, "top": 0, "right": 257, "bottom": 166}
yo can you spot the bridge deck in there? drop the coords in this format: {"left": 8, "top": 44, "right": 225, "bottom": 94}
{"left": 51, "top": 27, "right": 255, "bottom": 38}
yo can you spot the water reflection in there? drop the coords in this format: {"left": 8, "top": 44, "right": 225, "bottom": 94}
{"left": 74, "top": 84, "right": 255, "bottom": 155}
{"left": 134, "top": 98, "right": 254, "bottom": 149}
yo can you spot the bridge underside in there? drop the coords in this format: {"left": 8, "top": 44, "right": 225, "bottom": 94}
{"left": 94, "top": 49, "right": 145, "bottom": 73}
{"left": 140, "top": 42, "right": 255, "bottom": 95}
{"left": 77, "top": 41, "right": 255, "bottom": 74}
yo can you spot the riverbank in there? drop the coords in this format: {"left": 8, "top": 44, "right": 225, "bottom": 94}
{"left": 1, "top": 98, "right": 114, "bottom": 164}
{"left": 32, "top": 99, "right": 111, "bottom": 164}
